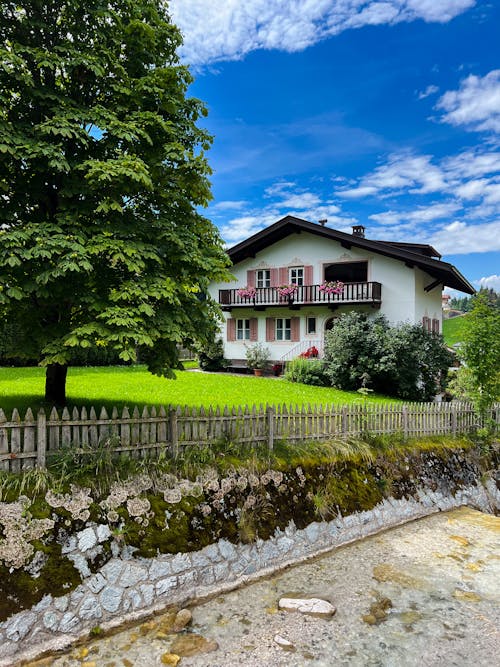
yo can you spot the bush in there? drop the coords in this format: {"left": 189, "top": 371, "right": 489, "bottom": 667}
{"left": 198, "top": 338, "right": 228, "bottom": 371}
{"left": 285, "top": 358, "right": 329, "bottom": 386}
{"left": 323, "top": 312, "right": 453, "bottom": 400}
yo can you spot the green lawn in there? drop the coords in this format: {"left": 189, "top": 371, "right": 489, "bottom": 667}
{"left": 442, "top": 314, "right": 469, "bottom": 346}
{"left": 0, "top": 365, "right": 400, "bottom": 418}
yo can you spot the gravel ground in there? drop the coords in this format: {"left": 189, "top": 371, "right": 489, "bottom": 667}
{"left": 44, "top": 507, "right": 500, "bottom": 667}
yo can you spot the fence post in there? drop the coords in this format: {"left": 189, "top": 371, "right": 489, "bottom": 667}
{"left": 402, "top": 405, "right": 408, "bottom": 440}
{"left": 341, "top": 406, "right": 348, "bottom": 436}
{"left": 451, "top": 404, "right": 457, "bottom": 436}
{"left": 267, "top": 406, "right": 275, "bottom": 451}
{"left": 170, "top": 408, "right": 179, "bottom": 459}
{"left": 37, "top": 409, "right": 47, "bottom": 469}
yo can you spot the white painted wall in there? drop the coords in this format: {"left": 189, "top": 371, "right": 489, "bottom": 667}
{"left": 209, "top": 231, "right": 443, "bottom": 361}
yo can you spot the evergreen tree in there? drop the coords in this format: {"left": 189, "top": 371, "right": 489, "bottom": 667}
{"left": 0, "top": 1, "right": 230, "bottom": 403}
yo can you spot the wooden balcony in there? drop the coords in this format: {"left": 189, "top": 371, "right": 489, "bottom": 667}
{"left": 219, "top": 282, "right": 382, "bottom": 311}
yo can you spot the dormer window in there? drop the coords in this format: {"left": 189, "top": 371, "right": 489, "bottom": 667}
{"left": 256, "top": 269, "right": 271, "bottom": 288}
{"left": 289, "top": 266, "right": 304, "bottom": 286}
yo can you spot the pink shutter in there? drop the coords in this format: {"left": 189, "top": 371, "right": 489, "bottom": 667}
{"left": 247, "top": 270, "right": 255, "bottom": 288}
{"left": 279, "top": 267, "right": 288, "bottom": 284}
{"left": 304, "top": 265, "right": 313, "bottom": 286}
{"left": 227, "top": 318, "right": 236, "bottom": 341}
{"left": 250, "top": 318, "right": 258, "bottom": 341}
{"left": 291, "top": 317, "right": 300, "bottom": 342}
{"left": 270, "top": 268, "right": 279, "bottom": 287}
{"left": 266, "top": 318, "right": 275, "bottom": 342}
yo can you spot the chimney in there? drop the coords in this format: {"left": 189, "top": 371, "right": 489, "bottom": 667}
{"left": 318, "top": 219, "right": 327, "bottom": 226}
{"left": 352, "top": 225, "right": 365, "bottom": 238}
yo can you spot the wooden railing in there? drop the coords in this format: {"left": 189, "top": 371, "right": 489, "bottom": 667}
{"left": 0, "top": 401, "right": 497, "bottom": 472}
{"left": 219, "top": 282, "right": 382, "bottom": 308}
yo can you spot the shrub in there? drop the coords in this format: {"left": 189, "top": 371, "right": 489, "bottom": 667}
{"left": 285, "top": 358, "right": 329, "bottom": 386}
{"left": 198, "top": 338, "right": 228, "bottom": 371}
{"left": 323, "top": 312, "right": 453, "bottom": 400}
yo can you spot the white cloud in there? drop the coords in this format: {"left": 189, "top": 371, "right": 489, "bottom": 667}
{"left": 418, "top": 84, "right": 439, "bottom": 100}
{"left": 428, "top": 220, "right": 500, "bottom": 255}
{"left": 478, "top": 274, "right": 500, "bottom": 290}
{"left": 212, "top": 200, "right": 248, "bottom": 211}
{"left": 337, "top": 153, "right": 447, "bottom": 198}
{"left": 436, "top": 70, "right": 500, "bottom": 133}
{"left": 169, "top": 0, "right": 475, "bottom": 66}
{"left": 370, "top": 201, "right": 460, "bottom": 225}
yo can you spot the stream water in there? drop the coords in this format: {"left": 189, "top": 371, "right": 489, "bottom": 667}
{"left": 43, "top": 507, "right": 499, "bottom": 667}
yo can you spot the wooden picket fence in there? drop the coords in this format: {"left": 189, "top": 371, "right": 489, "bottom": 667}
{"left": 0, "top": 401, "right": 497, "bottom": 472}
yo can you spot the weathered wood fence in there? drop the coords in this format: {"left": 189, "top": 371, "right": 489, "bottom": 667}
{"left": 0, "top": 402, "right": 497, "bottom": 472}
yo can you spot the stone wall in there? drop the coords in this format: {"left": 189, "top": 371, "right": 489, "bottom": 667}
{"left": 1, "top": 473, "right": 498, "bottom": 667}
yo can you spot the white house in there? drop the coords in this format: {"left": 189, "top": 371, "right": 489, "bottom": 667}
{"left": 208, "top": 216, "right": 475, "bottom": 365}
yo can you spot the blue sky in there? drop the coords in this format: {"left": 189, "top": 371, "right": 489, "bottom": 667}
{"left": 169, "top": 0, "right": 500, "bottom": 294}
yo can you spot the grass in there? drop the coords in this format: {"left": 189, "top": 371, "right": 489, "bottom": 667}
{"left": 0, "top": 365, "right": 400, "bottom": 418}
{"left": 442, "top": 314, "right": 469, "bottom": 346}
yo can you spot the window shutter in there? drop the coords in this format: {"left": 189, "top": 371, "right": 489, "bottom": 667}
{"left": 266, "top": 318, "right": 275, "bottom": 342}
{"left": 291, "top": 317, "right": 300, "bottom": 342}
{"left": 247, "top": 270, "right": 256, "bottom": 287}
{"left": 270, "top": 268, "right": 279, "bottom": 287}
{"left": 304, "top": 265, "right": 314, "bottom": 285}
{"left": 227, "top": 318, "right": 236, "bottom": 341}
{"left": 432, "top": 318, "right": 440, "bottom": 333}
{"left": 250, "top": 318, "right": 258, "bottom": 341}
{"left": 422, "top": 316, "right": 430, "bottom": 332}
{"left": 279, "top": 267, "right": 288, "bottom": 284}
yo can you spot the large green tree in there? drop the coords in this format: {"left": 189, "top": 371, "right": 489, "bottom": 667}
{"left": 459, "top": 292, "right": 500, "bottom": 419}
{"left": 0, "top": 1, "right": 230, "bottom": 404}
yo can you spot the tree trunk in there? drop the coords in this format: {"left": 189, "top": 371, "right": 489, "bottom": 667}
{"left": 45, "top": 364, "right": 68, "bottom": 405}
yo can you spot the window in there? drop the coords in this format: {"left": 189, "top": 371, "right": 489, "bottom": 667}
{"left": 289, "top": 267, "right": 304, "bottom": 286}
{"left": 324, "top": 261, "right": 367, "bottom": 283}
{"left": 256, "top": 269, "right": 271, "bottom": 288}
{"left": 307, "top": 317, "right": 317, "bottom": 334}
{"left": 236, "top": 318, "right": 250, "bottom": 340}
{"left": 276, "top": 318, "right": 291, "bottom": 341}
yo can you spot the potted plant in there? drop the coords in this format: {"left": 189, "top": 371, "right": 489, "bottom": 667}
{"left": 272, "top": 363, "right": 283, "bottom": 376}
{"left": 245, "top": 343, "right": 271, "bottom": 376}
{"left": 237, "top": 286, "right": 257, "bottom": 300}
{"left": 276, "top": 284, "right": 298, "bottom": 298}
{"left": 319, "top": 280, "right": 344, "bottom": 295}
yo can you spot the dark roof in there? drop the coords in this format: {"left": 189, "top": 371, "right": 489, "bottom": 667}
{"left": 227, "top": 215, "right": 475, "bottom": 295}
{"left": 374, "top": 241, "right": 441, "bottom": 259}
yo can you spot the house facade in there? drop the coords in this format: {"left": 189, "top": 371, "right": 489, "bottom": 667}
{"left": 208, "top": 216, "right": 475, "bottom": 365}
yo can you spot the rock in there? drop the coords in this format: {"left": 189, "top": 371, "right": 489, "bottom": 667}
{"left": 273, "top": 634, "right": 296, "bottom": 652}
{"left": 173, "top": 608, "right": 192, "bottom": 632}
{"left": 161, "top": 654, "right": 180, "bottom": 666}
{"left": 100, "top": 587, "right": 123, "bottom": 613}
{"left": 170, "top": 633, "right": 219, "bottom": 657}
{"left": 5, "top": 611, "right": 37, "bottom": 641}
{"left": 278, "top": 596, "right": 336, "bottom": 617}
{"left": 78, "top": 527, "right": 97, "bottom": 552}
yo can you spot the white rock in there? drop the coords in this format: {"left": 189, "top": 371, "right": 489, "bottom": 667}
{"left": 274, "top": 634, "right": 295, "bottom": 649}
{"left": 278, "top": 597, "right": 336, "bottom": 617}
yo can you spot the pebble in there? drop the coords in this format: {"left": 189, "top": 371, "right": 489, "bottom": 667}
{"left": 278, "top": 597, "right": 336, "bottom": 617}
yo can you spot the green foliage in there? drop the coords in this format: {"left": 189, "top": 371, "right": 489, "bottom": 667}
{"left": 323, "top": 312, "right": 453, "bottom": 400}
{"left": 198, "top": 337, "right": 228, "bottom": 371}
{"left": 284, "top": 358, "right": 328, "bottom": 386}
{"left": 245, "top": 343, "right": 271, "bottom": 370}
{"left": 0, "top": 0, "right": 230, "bottom": 398}
{"left": 459, "top": 292, "right": 500, "bottom": 419}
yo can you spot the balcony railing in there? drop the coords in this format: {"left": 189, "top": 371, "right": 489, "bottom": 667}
{"left": 219, "top": 282, "right": 382, "bottom": 309}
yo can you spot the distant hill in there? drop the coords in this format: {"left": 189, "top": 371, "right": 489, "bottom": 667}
{"left": 442, "top": 314, "right": 469, "bottom": 346}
